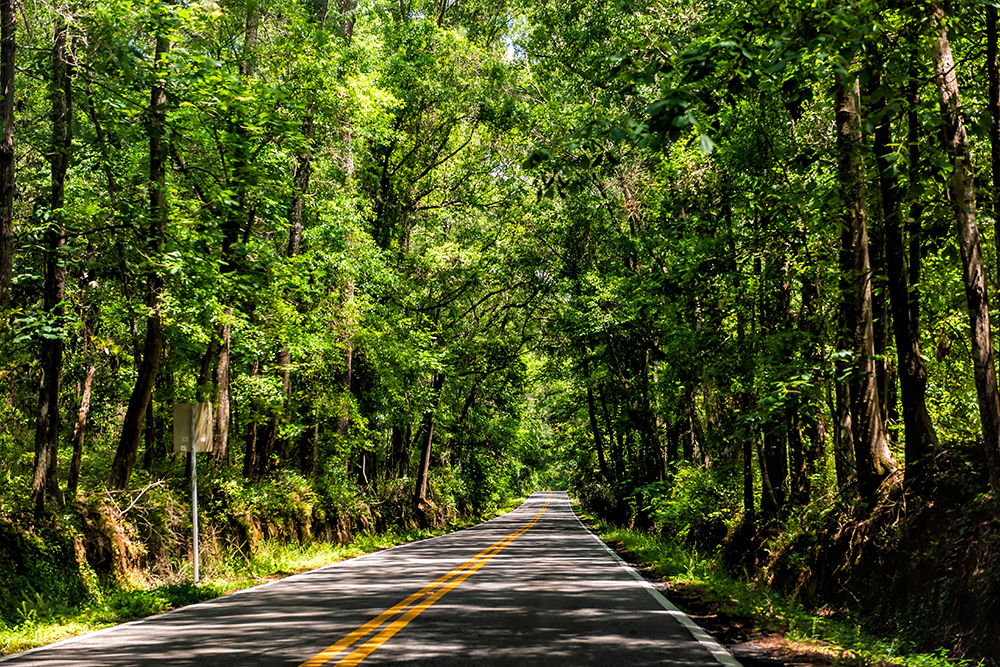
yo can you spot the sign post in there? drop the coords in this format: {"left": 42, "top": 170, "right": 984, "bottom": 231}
{"left": 173, "top": 403, "right": 213, "bottom": 583}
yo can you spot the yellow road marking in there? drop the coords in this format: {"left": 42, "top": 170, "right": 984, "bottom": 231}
{"left": 299, "top": 494, "right": 551, "bottom": 667}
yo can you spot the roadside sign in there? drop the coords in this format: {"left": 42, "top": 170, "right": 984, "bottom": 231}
{"left": 173, "top": 403, "right": 213, "bottom": 453}
{"left": 173, "top": 402, "right": 213, "bottom": 584}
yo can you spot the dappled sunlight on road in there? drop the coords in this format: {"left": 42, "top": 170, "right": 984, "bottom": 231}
{"left": 1, "top": 492, "right": 728, "bottom": 667}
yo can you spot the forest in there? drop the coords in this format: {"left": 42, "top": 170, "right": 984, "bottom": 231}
{"left": 1, "top": 0, "right": 999, "bottom": 662}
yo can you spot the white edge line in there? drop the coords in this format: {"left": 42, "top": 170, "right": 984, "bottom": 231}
{"left": 569, "top": 504, "right": 743, "bottom": 667}
{"left": 0, "top": 500, "right": 540, "bottom": 663}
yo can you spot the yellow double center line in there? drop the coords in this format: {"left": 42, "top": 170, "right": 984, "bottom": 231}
{"left": 299, "top": 495, "right": 551, "bottom": 667}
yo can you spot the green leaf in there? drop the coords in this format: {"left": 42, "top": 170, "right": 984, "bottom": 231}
{"left": 698, "top": 133, "right": 715, "bottom": 154}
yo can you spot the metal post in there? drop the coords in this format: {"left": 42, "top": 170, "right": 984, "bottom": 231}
{"left": 191, "top": 448, "right": 200, "bottom": 584}
{"left": 175, "top": 402, "right": 210, "bottom": 586}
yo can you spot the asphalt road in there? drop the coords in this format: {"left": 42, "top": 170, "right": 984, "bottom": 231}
{"left": 2, "top": 491, "right": 740, "bottom": 666}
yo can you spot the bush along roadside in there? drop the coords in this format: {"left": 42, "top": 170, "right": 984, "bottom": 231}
{"left": 572, "top": 459, "right": 988, "bottom": 667}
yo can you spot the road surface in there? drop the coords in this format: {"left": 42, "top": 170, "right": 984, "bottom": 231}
{"left": 2, "top": 491, "right": 740, "bottom": 666}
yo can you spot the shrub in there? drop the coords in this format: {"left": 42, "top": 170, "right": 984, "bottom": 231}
{"left": 638, "top": 463, "right": 741, "bottom": 549}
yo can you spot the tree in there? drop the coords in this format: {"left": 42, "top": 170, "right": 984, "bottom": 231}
{"left": 30, "top": 17, "right": 73, "bottom": 514}
{"left": 928, "top": 0, "right": 1000, "bottom": 495}
{"left": 0, "top": 0, "right": 13, "bottom": 306}
{"left": 869, "top": 50, "right": 939, "bottom": 487}
{"left": 108, "top": 6, "right": 170, "bottom": 490}
{"left": 834, "top": 69, "right": 896, "bottom": 499}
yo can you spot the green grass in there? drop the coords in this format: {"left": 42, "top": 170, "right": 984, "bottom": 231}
{"left": 575, "top": 507, "right": 971, "bottom": 667}
{"left": 0, "top": 581, "right": 229, "bottom": 656}
{"left": 0, "top": 498, "right": 527, "bottom": 657}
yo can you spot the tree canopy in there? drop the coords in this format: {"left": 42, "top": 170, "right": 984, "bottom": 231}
{"left": 3, "top": 0, "right": 1000, "bottom": 659}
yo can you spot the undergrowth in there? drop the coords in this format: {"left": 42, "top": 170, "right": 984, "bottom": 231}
{"left": 576, "top": 507, "right": 972, "bottom": 667}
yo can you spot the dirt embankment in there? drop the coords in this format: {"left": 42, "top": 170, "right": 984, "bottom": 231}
{"left": 664, "top": 580, "right": 842, "bottom": 667}
{"left": 604, "top": 540, "right": 840, "bottom": 667}
{"left": 602, "top": 449, "right": 1000, "bottom": 667}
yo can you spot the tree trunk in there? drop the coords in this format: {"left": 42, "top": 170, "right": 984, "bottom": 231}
{"left": 276, "top": 348, "right": 293, "bottom": 461}
{"left": 833, "top": 377, "right": 858, "bottom": 498}
{"left": 109, "top": 25, "right": 170, "bottom": 491}
{"left": 730, "top": 213, "right": 755, "bottom": 517}
{"left": 929, "top": 2, "right": 1000, "bottom": 494}
{"left": 800, "top": 252, "right": 827, "bottom": 479}
{"left": 219, "top": 4, "right": 260, "bottom": 465}
{"left": 259, "top": 349, "right": 292, "bottom": 465}
{"left": 742, "top": 425, "right": 754, "bottom": 516}
{"left": 337, "top": 317, "right": 353, "bottom": 445}
{"left": 213, "top": 318, "right": 232, "bottom": 462}
{"left": 414, "top": 411, "right": 435, "bottom": 526}
{"left": 872, "top": 70, "right": 940, "bottom": 487}
{"left": 639, "top": 348, "right": 664, "bottom": 481}
{"left": 0, "top": 0, "right": 13, "bottom": 305}
{"left": 586, "top": 384, "right": 611, "bottom": 483}
{"left": 336, "top": 129, "right": 355, "bottom": 449}
{"left": 665, "top": 420, "right": 680, "bottom": 464}
{"left": 241, "top": 356, "right": 264, "bottom": 478}
{"left": 835, "top": 71, "right": 896, "bottom": 499}
{"left": 288, "top": 116, "right": 311, "bottom": 258}
{"left": 906, "top": 70, "right": 924, "bottom": 331}
{"left": 761, "top": 428, "right": 786, "bottom": 518}
{"left": 300, "top": 421, "right": 318, "bottom": 479}
{"left": 760, "top": 251, "right": 790, "bottom": 516}
{"left": 598, "top": 384, "right": 621, "bottom": 479}
{"left": 31, "top": 21, "right": 73, "bottom": 513}
{"left": 682, "top": 398, "right": 695, "bottom": 462}
{"left": 141, "top": 400, "right": 154, "bottom": 472}
{"left": 388, "top": 424, "right": 408, "bottom": 477}
{"left": 869, "top": 224, "right": 890, "bottom": 427}
{"left": 757, "top": 440, "right": 779, "bottom": 520}
{"left": 82, "top": 81, "right": 117, "bottom": 197}
{"left": 262, "top": 17, "right": 317, "bottom": 469}
{"left": 789, "top": 414, "right": 809, "bottom": 507}
{"left": 413, "top": 373, "right": 445, "bottom": 526}
{"left": 259, "top": 408, "right": 278, "bottom": 471}
{"left": 989, "top": 4, "right": 1000, "bottom": 287}
{"left": 196, "top": 332, "right": 219, "bottom": 403}
{"left": 583, "top": 356, "right": 611, "bottom": 482}
{"left": 243, "top": 418, "right": 258, "bottom": 477}
{"left": 357, "top": 449, "right": 375, "bottom": 490}
{"left": 66, "top": 365, "right": 96, "bottom": 501}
